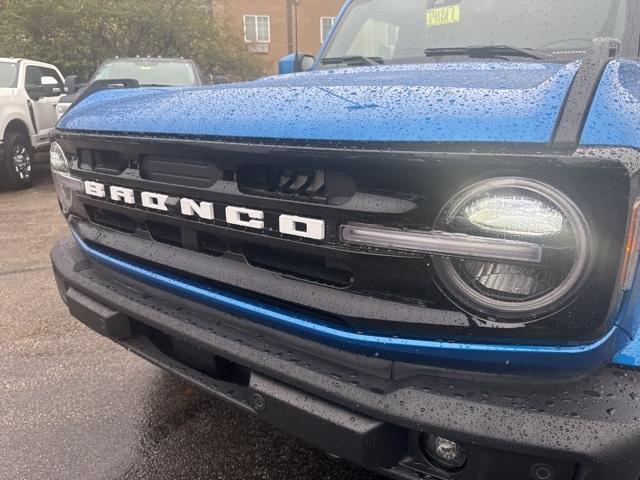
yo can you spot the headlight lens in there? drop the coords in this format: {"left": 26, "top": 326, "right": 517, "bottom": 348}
{"left": 433, "top": 178, "right": 591, "bottom": 320}
{"left": 56, "top": 102, "right": 71, "bottom": 120}
{"left": 50, "top": 141, "right": 69, "bottom": 174}
{"left": 50, "top": 142, "right": 82, "bottom": 213}
{"left": 464, "top": 195, "right": 564, "bottom": 237}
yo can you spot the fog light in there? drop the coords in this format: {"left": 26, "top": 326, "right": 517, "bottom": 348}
{"left": 421, "top": 434, "right": 467, "bottom": 472}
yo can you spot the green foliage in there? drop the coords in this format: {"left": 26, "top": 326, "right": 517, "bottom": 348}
{"left": 0, "top": 0, "right": 265, "bottom": 81}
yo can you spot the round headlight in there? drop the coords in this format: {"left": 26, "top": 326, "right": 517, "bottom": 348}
{"left": 432, "top": 178, "right": 591, "bottom": 321}
{"left": 50, "top": 142, "right": 82, "bottom": 214}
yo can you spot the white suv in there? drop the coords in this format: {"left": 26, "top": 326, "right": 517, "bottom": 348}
{"left": 0, "top": 58, "right": 64, "bottom": 189}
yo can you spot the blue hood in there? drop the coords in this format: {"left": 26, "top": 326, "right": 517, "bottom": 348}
{"left": 582, "top": 60, "right": 640, "bottom": 149}
{"left": 58, "top": 62, "right": 581, "bottom": 144}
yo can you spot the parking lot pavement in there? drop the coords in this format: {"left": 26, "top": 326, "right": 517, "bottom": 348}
{"left": 0, "top": 171, "right": 382, "bottom": 480}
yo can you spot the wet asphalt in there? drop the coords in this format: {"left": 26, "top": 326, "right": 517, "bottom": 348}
{"left": 0, "top": 170, "right": 382, "bottom": 480}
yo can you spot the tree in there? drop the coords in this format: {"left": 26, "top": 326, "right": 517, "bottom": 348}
{"left": 0, "top": 0, "right": 265, "bottom": 81}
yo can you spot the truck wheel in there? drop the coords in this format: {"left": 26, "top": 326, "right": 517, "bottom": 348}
{"left": 0, "top": 133, "right": 34, "bottom": 190}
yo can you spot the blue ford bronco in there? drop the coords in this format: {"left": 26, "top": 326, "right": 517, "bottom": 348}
{"left": 50, "top": 1, "right": 640, "bottom": 479}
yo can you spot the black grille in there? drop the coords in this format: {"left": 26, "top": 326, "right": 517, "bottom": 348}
{"left": 76, "top": 148, "right": 357, "bottom": 205}
{"left": 63, "top": 135, "right": 629, "bottom": 344}
{"left": 90, "top": 207, "right": 353, "bottom": 288}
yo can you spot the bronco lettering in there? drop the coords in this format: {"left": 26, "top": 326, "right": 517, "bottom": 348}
{"left": 83, "top": 180, "right": 325, "bottom": 240}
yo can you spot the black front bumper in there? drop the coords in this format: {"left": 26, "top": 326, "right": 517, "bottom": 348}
{"left": 52, "top": 236, "right": 640, "bottom": 480}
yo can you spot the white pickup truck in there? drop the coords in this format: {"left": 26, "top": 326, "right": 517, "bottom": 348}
{"left": 0, "top": 58, "right": 65, "bottom": 190}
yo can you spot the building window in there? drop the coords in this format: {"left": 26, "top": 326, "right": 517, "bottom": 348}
{"left": 320, "top": 17, "right": 336, "bottom": 43}
{"left": 244, "top": 15, "right": 270, "bottom": 43}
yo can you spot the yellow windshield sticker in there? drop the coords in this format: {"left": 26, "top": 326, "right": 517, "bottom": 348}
{"left": 426, "top": 5, "right": 461, "bottom": 27}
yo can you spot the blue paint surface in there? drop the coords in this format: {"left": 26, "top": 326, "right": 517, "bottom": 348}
{"left": 613, "top": 286, "right": 640, "bottom": 368}
{"left": 73, "top": 233, "right": 629, "bottom": 372}
{"left": 582, "top": 59, "right": 640, "bottom": 148}
{"left": 614, "top": 327, "right": 640, "bottom": 368}
{"left": 58, "top": 61, "right": 580, "bottom": 144}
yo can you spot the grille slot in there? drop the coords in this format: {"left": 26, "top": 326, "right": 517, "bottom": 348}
{"left": 237, "top": 164, "right": 355, "bottom": 204}
{"left": 78, "top": 149, "right": 128, "bottom": 175}
{"left": 147, "top": 221, "right": 182, "bottom": 247}
{"left": 86, "top": 206, "right": 137, "bottom": 233}
{"left": 140, "top": 155, "right": 222, "bottom": 188}
{"left": 243, "top": 244, "right": 353, "bottom": 288}
{"left": 198, "top": 232, "right": 228, "bottom": 257}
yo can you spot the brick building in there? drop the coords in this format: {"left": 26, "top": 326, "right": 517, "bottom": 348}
{"left": 211, "top": 0, "right": 346, "bottom": 73}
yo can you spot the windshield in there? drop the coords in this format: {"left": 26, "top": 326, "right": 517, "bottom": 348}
{"left": 0, "top": 62, "right": 19, "bottom": 88}
{"left": 322, "top": 0, "right": 628, "bottom": 64}
{"left": 92, "top": 60, "right": 198, "bottom": 86}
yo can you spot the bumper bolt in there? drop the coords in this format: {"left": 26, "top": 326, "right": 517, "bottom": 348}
{"left": 252, "top": 393, "right": 266, "bottom": 412}
{"left": 530, "top": 463, "right": 556, "bottom": 480}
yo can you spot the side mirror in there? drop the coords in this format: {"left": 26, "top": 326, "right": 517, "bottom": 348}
{"left": 40, "top": 84, "right": 63, "bottom": 97}
{"left": 64, "top": 75, "right": 80, "bottom": 94}
{"left": 299, "top": 54, "right": 316, "bottom": 72}
{"left": 278, "top": 53, "right": 316, "bottom": 75}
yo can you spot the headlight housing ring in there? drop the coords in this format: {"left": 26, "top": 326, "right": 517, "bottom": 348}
{"left": 432, "top": 177, "right": 591, "bottom": 322}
